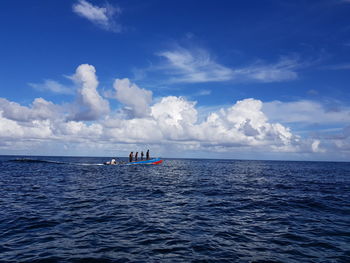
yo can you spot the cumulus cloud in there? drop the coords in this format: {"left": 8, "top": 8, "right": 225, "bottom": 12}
{"left": 72, "top": 0, "right": 122, "bottom": 32}
{"left": 311, "top": 139, "right": 325, "bottom": 153}
{"left": 100, "top": 96, "right": 302, "bottom": 152}
{"left": 0, "top": 116, "right": 53, "bottom": 140}
{"left": 113, "top": 78, "right": 153, "bottom": 118}
{"left": 70, "top": 64, "right": 110, "bottom": 121}
{"left": 1, "top": 63, "right": 350, "bottom": 159}
{"left": 151, "top": 96, "right": 198, "bottom": 140}
{"left": 156, "top": 47, "right": 300, "bottom": 83}
{"left": 0, "top": 98, "right": 303, "bottom": 155}
{"left": 0, "top": 97, "right": 61, "bottom": 122}
{"left": 193, "top": 98, "right": 299, "bottom": 150}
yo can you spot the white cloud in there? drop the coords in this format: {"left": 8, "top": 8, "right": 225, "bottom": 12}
{"left": 262, "top": 99, "right": 350, "bottom": 156}
{"left": 56, "top": 121, "right": 103, "bottom": 140}
{"left": 195, "top": 89, "right": 211, "bottom": 96}
{"left": 113, "top": 78, "right": 153, "bottom": 118}
{"left": 2, "top": 64, "right": 350, "bottom": 160}
{"left": 0, "top": 97, "right": 304, "bottom": 156}
{"left": 72, "top": 0, "right": 122, "bottom": 32}
{"left": 99, "top": 96, "right": 303, "bottom": 153}
{"left": 151, "top": 96, "right": 198, "bottom": 140}
{"left": 0, "top": 97, "right": 61, "bottom": 122}
{"left": 193, "top": 98, "right": 299, "bottom": 150}
{"left": 234, "top": 56, "right": 299, "bottom": 82}
{"left": 158, "top": 47, "right": 234, "bottom": 83}
{"left": 263, "top": 100, "right": 350, "bottom": 124}
{"left": 29, "top": 79, "right": 74, "bottom": 94}
{"left": 157, "top": 47, "right": 300, "bottom": 83}
{"left": 311, "top": 139, "right": 325, "bottom": 153}
{"left": 0, "top": 114, "right": 53, "bottom": 140}
{"left": 70, "top": 64, "right": 110, "bottom": 121}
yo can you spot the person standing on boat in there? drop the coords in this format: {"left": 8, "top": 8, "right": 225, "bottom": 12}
{"left": 141, "top": 151, "right": 144, "bottom": 160}
{"left": 146, "top": 149, "right": 150, "bottom": 160}
{"left": 135, "top": 152, "right": 138, "bottom": 161}
{"left": 129, "top": 152, "right": 133, "bottom": 162}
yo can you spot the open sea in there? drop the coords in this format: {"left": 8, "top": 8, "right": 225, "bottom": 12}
{"left": 0, "top": 156, "right": 349, "bottom": 263}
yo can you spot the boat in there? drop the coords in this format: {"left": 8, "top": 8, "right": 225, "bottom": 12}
{"left": 126, "top": 158, "right": 163, "bottom": 165}
{"left": 104, "top": 158, "right": 163, "bottom": 165}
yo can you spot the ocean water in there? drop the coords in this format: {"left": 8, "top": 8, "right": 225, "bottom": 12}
{"left": 0, "top": 156, "right": 349, "bottom": 263}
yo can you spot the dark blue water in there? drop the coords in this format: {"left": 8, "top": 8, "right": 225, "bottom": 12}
{"left": 0, "top": 156, "right": 349, "bottom": 262}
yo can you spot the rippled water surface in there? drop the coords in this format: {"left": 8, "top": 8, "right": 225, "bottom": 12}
{"left": 0, "top": 156, "right": 350, "bottom": 262}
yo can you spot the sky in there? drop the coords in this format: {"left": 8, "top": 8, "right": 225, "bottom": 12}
{"left": 1, "top": 0, "right": 350, "bottom": 161}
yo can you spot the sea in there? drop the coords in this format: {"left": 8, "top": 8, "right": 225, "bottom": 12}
{"left": 0, "top": 156, "right": 349, "bottom": 263}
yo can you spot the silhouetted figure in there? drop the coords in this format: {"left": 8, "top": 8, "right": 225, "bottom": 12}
{"left": 129, "top": 152, "right": 133, "bottom": 162}
{"left": 135, "top": 152, "right": 138, "bottom": 161}
{"left": 146, "top": 149, "right": 150, "bottom": 160}
{"left": 141, "top": 151, "right": 144, "bottom": 160}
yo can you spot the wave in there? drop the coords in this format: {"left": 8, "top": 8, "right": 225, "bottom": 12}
{"left": 9, "top": 158, "right": 104, "bottom": 166}
{"left": 75, "top": 163, "right": 105, "bottom": 166}
{"left": 10, "top": 158, "right": 66, "bottom": 164}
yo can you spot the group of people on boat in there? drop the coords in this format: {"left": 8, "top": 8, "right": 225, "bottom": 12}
{"left": 129, "top": 149, "right": 150, "bottom": 162}
{"left": 104, "top": 150, "right": 150, "bottom": 165}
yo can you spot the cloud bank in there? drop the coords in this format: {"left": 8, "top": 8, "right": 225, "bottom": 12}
{"left": 0, "top": 64, "right": 348, "bottom": 160}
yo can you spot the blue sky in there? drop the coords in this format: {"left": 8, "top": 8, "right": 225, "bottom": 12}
{"left": 1, "top": 0, "right": 350, "bottom": 161}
